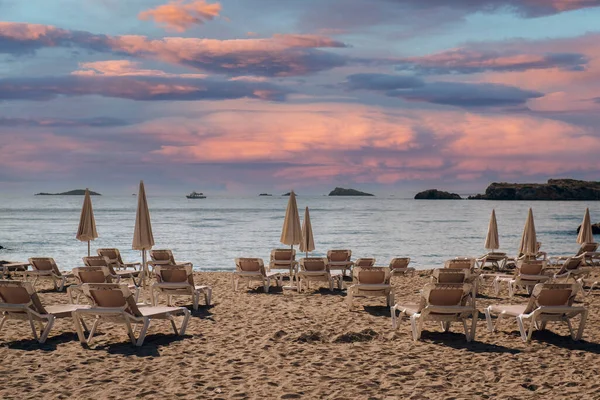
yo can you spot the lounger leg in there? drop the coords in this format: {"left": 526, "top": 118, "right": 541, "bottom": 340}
{"left": 193, "top": 291, "right": 199, "bottom": 311}
{"left": 468, "top": 313, "right": 477, "bottom": 342}
{"left": 484, "top": 307, "right": 494, "bottom": 332}
{"left": 508, "top": 281, "right": 514, "bottom": 298}
{"left": 0, "top": 315, "right": 6, "bottom": 334}
{"left": 575, "top": 310, "right": 588, "bottom": 340}
{"left": 516, "top": 316, "right": 528, "bottom": 342}
{"left": 169, "top": 314, "right": 178, "bottom": 334}
{"left": 179, "top": 309, "right": 190, "bottom": 335}
{"left": 493, "top": 278, "right": 500, "bottom": 295}
{"left": 391, "top": 306, "right": 398, "bottom": 329}
{"left": 136, "top": 318, "right": 151, "bottom": 346}
{"left": 387, "top": 292, "right": 395, "bottom": 307}
{"left": 87, "top": 318, "right": 101, "bottom": 345}
{"left": 329, "top": 279, "right": 333, "bottom": 292}
{"left": 410, "top": 314, "right": 422, "bottom": 341}
{"left": 205, "top": 287, "right": 212, "bottom": 306}
{"left": 442, "top": 321, "right": 450, "bottom": 332}
{"left": 347, "top": 289, "right": 353, "bottom": 310}
{"left": 124, "top": 319, "right": 136, "bottom": 346}
{"left": 264, "top": 278, "right": 270, "bottom": 293}
{"left": 39, "top": 315, "right": 55, "bottom": 343}
{"left": 73, "top": 311, "right": 87, "bottom": 344}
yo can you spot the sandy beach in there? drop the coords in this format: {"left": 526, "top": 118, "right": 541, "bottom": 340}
{"left": 0, "top": 271, "right": 599, "bottom": 399}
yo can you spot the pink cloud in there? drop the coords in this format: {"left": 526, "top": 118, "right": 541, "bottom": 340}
{"left": 71, "top": 60, "right": 207, "bottom": 78}
{"left": 138, "top": 0, "right": 221, "bottom": 32}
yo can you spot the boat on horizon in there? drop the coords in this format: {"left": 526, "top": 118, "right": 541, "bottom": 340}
{"left": 186, "top": 191, "right": 206, "bottom": 199}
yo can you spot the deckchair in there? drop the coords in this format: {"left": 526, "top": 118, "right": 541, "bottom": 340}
{"left": 476, "top": 252, "right": 508, "bottom": 271}
{"left": 389, "top": 257, "right": 414, "bottom": 275}
{"left": 444, "top": 258, "right": 476, "bottom": 272}
{"left": 485, "top": 283, "right": 587, "bottom": 342}
{"left": 27, "top": 257, "right": 74, "bottom": 291}
{"left": 391, "top": 283, "right": 477, "bottom": 342}
{"left": 0, "top": 280, "right": 88, "bottom": 343}
{"left": 233, "top": 258, "right": 282, "bottom": 293}
{"left": 507, "top": 242, "right": 547, "bottom": 268}
{"left": 69, "top": 266, "right": 139, "bottom": 304}
{"left": 297, "top": 257, "right": 342, "bottom": 293}
{"left": 149, "top": 250, "right": 193, "bottom": 274}
{"left": 97, "top": 248, "right": 140, "bottom": 271}
{"left": 83, "top": 256, "right": 142, "bottom": 286}
{"left": 326, "top": 249, "right": 354, "bottom": 277}
{"left": 73, "top": 283, "right": 190, "bottom": 347}
{"left": 553, "top": 256, "right": 591, "bottom": 282}
{"left": 549, "top": 242, "right": 598, "bottom": 266}
{"left": 268, "top": 249, "right": 298, "bottom": 281}
{"left": 431, "top": 268, "right": 471, "bottom": 284}
{"left": 152, "top": 264, "right": 212, "bottom": 310}
{"left": 493, "top": 259, "right": 551, "bottom": 297}
{"left": 347, "top": 267, "right": 394, "bottom": 309}
{"left": 354, "top": 258, "right": 376, "bottom": 267}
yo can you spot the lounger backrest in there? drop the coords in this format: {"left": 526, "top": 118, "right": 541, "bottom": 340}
{"left": 354, "top": 258, "right": 376, "bottom": 267}
{"left": 422, "top": 283, "right": 471, "bottom": 308}
{"left": 517, "top": 259, "right": 545, "bottom": 275}
{"left": 0, "top": 280, "right": 46, "bottom": 314}
{"left": 270, "top": 249, "right": 295, "bottom": 266}
{"left": 354, "top": 267, "right": 389, "bottom": 284}
{"left": 389, "top": 257, "right": 411, "bottom": 269}
{"left": 155, "top": 265, "right": 194, "bottom": 285}
{"left": 432, "top": 269, "right": 468, "bottom": 284}
{"left": 97, "top": 248, "right": 121, "bottom": 264}
{"left": 327, "top": 250, "right": 351, "bottom": 262}
{"left": 73, "top": 266, "right": 114, "bottom": 284}
{"left": 235, "top": 258, "right": 265, "bottom": 274}
{"left": 83, "top": 256, "right": 117, "bottom": 275}
{"left": 444, "top": 259, "right": 474, "bottom": 270}
{"left": 29, "top": 257, "right": 61, "bottom": 275}
{"left": 576, "top": 242, "right": 598, "bottom": 256}
{"left": 301, "top": 257, "right": 328, "bottom": 272}
{"left": 150, "top": 250, "right": 176, "bottom": 264}
{"left": 524, "top": 283, "right": 578, "bottom": 313}
{"left": 82, "top": 283, "right": 141, "bottom": 317}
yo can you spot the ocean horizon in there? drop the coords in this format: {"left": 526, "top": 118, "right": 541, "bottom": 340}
{"left": 1, "top": 194, "right": 597, "bottom": 271}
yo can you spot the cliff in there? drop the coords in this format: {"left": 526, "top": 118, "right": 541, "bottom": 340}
{"left": 468, "top": 179, "right": 600, "bottom": 200}
{"left": 328, "top": 187, "right": 374, "bottom": 196}
{"left": 414, "top": 189, "right": 461, "bottom": 200}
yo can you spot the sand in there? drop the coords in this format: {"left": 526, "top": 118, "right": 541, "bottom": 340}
{"left": 1, "top": 271, "right": 599, "bottom": 399}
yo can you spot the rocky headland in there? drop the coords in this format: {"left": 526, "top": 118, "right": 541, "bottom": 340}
{"left": 328, "top": 187, "right": 374, "bottom": 196}
{"left": 468, "top": 179, "right": 600, "bottom": 200}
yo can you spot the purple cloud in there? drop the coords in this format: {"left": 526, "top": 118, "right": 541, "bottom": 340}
{"left": 395, "top": 49, "right": 588, "bottom": 75}
{"left": 345, "top": 73, "right": 424, "bottom": 90}
{"left": 0, "top": 75, "right": 291, "bottom": 102}
{"left": 0, "top": 116, "right": 131, "bottom": 127}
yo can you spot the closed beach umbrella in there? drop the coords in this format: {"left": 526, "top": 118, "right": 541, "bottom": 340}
{"left": 577, "top": 208, "right": 594, "bottom": 244}
{"left": 76, "top": 188, "right": 98, "bottom": 257}
{"left": 484, "top": 209, "right": 499, "bottom": 251}
{"left": 280, "top": 191, "right": 302, "bottom": 248}
{"left": 299, "top": 207, "right": 315, "bottom": 257}
{"left": 518, "top": 208, "right": 537, "bottom": 256}
{"left": 132, "top": 180, "right": 154, "bottom": 286}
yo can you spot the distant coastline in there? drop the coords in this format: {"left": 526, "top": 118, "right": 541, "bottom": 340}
{"left": 35, "top": 189, "right": 101, "bottom": 196}
{"left": 468, "top": 179, "right": 600, "bottom": 201}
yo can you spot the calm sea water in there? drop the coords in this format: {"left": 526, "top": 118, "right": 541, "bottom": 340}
{"left": 0, "top": 195, "right": 597, "bottom": 271}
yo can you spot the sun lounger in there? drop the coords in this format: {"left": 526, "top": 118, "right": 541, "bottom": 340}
{"left": 485, "top": 283, "right": 587, "bottom": 342}
{"left": 97, "top": 248, "right": 141, "bottom": 271}
{"left": 0, "top": 280, "right": 88, "bottom": 343}
{"left": 69, "top": 266, "right": 139, "bottom": 304}
{"left": 326, "top": 249, "right": 354, "bottom": 277}
{"left": 152, "top": 264, "right": 211, "bottom": 309}
{"left": 149, "top": 250, "right": 193, "bottom": 273}
{"left": 493, "top": 259, "right": 551, "bottom": 297}
{"left": 476, "top": 252, "right": 508, "bottom": 271}
{"left": 391, "top": 283, "right": 477, "bottom": 342}
{"left": 549, "top": 242, "right": 598, "bottom": 266}
{"left": 83, "top": 256, "right": 142, "bottom": 286}
{"left": 73, "top": 283, "right": 190, "bottom": 347}
{"left": 444, "top": 258, "right": 476, "bottom": 272}
{"left": 553, "top": 256, "right": 591, "bottom": 282}
{"left": 347, "top": 267, "right": 394, "bottom": 309}
{"left": 233, "top": 258, "right": 283, "bottom": 293}
{"left": 27, "top": 257, "right": 74, "bottom": 291}
{"left": 431, "top": 268, "right": 471, "bottom": 284}
{"left": 389, "top": 257, "right": 414, "bottom": 275}
{"left": 297, "top": 257, "right": 342, "bottom": 293}
{"left": 354, "top": 258, "right": 376, "bottom": 267}
{"left": 268, "top": 249, "right": 298, "bottom": 280}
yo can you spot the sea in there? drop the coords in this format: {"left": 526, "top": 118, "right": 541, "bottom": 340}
{"left": 0, "top": 194, "right": 597, "bottom": 271}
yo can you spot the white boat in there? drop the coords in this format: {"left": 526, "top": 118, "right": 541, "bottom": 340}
{"left": 186, "top": 191, "right": 206, "bottom": 199}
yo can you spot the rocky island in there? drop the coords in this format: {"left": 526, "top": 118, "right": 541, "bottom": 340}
{"left": 259, "top": 193, "right": 272, "bottom": 196}
{"left": 468, "top": 179, "right": 600, "bottom": 201}
{"left": 414, "top": 189, "right": 461, "bottom": 200}
{"left": 328, "top": 187, "right": 374, "bottom": 196}
{"left": 35, "top": 189, "right": 101, "bottom": 196}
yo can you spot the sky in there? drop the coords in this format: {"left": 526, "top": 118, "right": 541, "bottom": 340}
{"left": 1, "top": 0, "right": 600, "bottom": 196}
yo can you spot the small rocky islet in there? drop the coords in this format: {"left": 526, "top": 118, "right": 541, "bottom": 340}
{"left": 35, "top": 189, "right": 101, "bottom": 196}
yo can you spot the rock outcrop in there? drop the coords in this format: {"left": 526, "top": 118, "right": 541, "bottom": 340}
{"left": 468, "top": 179, "right": 600, "bottom": 201}
{"left": 328, "top": 187, "right": 374, "bottom": 196}
{"left": 577, "top": 223, "right": 600, "bottom": 235}
{"left": 36, "top": 189, "right": 101, "bottom": 196}
{"left": 414, "top": 189, "right": 461, "bottom": 200}
{"left": 259, "top": 193, "right": 272, "bottom": 196}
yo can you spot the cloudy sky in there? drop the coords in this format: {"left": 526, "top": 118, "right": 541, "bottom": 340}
{"left": 1, "top": 0, "right": 600, "bottom": 195}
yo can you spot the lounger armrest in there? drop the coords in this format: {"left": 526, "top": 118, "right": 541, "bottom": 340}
{"left": 148, "top": 260, "right": 171, "bottom": 266}
{"left": 152, "top": 282, "right": 192, "bottom": 289}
